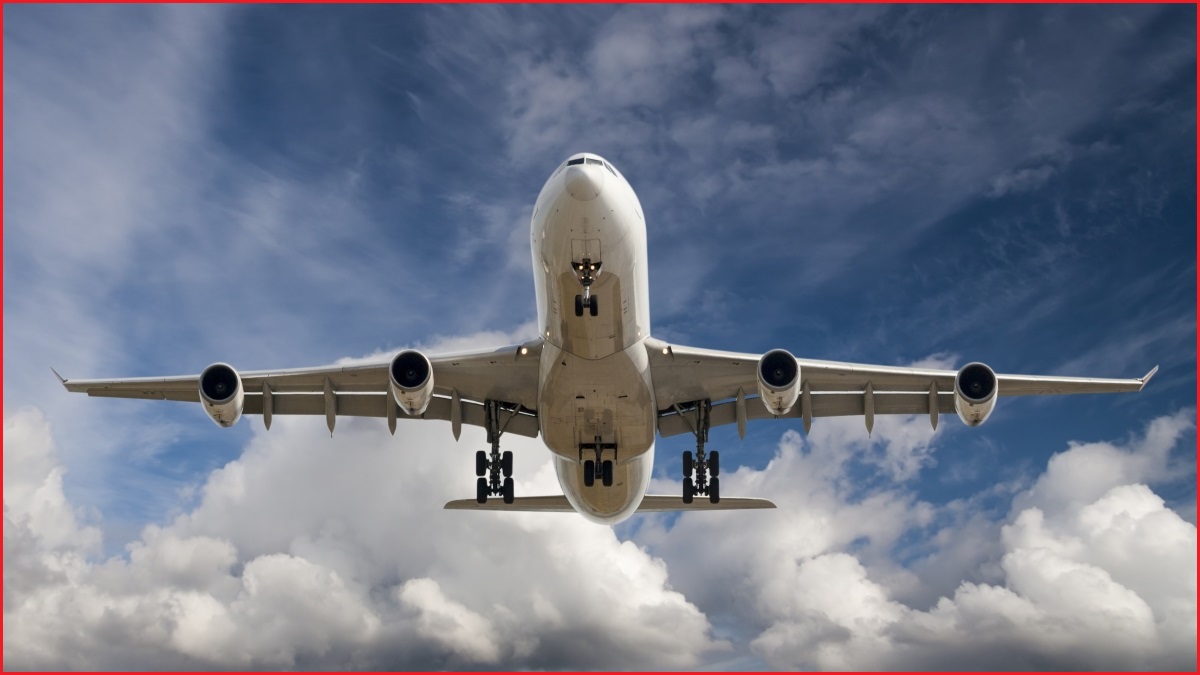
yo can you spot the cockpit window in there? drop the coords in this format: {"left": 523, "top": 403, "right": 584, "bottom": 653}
{"left": 567, "top": 157, "right": 585, "bottom": 166}
{"left": 603, "top": 161, "right": 617, "bottom": 176}
{"left": 585, "top": 157, "right": 602, "bottom": 165}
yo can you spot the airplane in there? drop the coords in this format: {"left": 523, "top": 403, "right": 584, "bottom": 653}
{"left": 58, "top": 152, "right": 1159, "bottom": 525}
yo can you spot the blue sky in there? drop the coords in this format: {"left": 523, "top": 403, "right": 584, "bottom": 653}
{"left": 4, "top": 5, "right": 1196, "bottom": 670}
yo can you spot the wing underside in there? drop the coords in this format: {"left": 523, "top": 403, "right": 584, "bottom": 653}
{"left": 57, "top": 340, "right": 545, "bottom": 437}
{"left": 645, "top": 338, "right": 1157, "bottom": 437}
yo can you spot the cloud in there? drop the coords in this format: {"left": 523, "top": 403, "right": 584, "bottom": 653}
{"left": 986, "top": 164, "right": 1057, "bottom": 197}
{"left": 5, "top": 5, "right": 1193, "bottom": 671}
{"left": 5, "top": 383, "right": 1193, "bottom": 670}
{"left": 639, "top": 408, "right": 1195, "bottom": 671}
{"left": 4, "top": 331, "right": 722, "bottom": 670}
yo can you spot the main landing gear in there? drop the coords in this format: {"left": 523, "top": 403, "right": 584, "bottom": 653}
{"left": 678, "top": 400, "right": 720, "bottom": 504}
{"left": 580, "top": 435, "right": 616, "bottom": 488}
{"left": 475, "top": 400, "right": 519, "bottom": 504}
{"left": 572, "top": 257, "right": 602, "bottom": 317}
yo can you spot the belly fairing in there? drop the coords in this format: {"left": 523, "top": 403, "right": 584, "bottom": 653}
{"left": 537, "top": 339, "right": 657, "bottom": 461}
{"left": 555, "top": 449, "right": 653, "bottom": 525}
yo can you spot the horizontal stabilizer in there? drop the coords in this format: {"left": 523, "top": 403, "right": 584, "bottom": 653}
{"left": 444, "top": 494, "right": 776, "bottom": 512}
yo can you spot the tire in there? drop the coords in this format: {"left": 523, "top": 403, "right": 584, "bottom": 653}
{"left": 601, "top": 460, "right": 613, "bottom": 487}
{"left": 575, "top": 295, "right": 583, "bottom": 317}
{"left": 709, "top": 450, "right": 720, "bottom": 477}
{"left": 476, "top": 477, "right": 488, "bottom": 504}
{"left": 475, "top": 450, "right": 487, "bottom": 477}
{"left": 682, "top": 451, "right": 693, "bottom": 477}
{"left": 589, "top": 296, "right": 599, "bottom": 316}
{"left": 583, "top": 460, "right": 595, "bottom": 487}
{"left": 501, "top": 450, "right": 513, "bottom": 477}
{"left": 683, "top": 477, "right": 694, "bottom": 504}
{"left": 503, "top": 477, "right": 515, "bottom": 504}
{"left": 709, "top": 476, "right": 720, "bottom": 504}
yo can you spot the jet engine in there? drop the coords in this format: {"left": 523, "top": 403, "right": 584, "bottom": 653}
{"left": 954, "top": 362, "right": 998, "bottom": 427}
{"left": 758, "top": 349, "right": 801, "bottom": 416}
{"left": 390, "top": 350, "right": 434, "bottom": 416}
{"left": 199, "top": 362, "right": 244, "bottom": 427}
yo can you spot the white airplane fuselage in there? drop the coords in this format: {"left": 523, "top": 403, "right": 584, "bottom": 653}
{"left": 531, "top": 154, "right": 656, "bottom": 524}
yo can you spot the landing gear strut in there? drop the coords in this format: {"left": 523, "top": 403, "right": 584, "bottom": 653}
{"left": 677, "top": 400, "right": 720, "bottom": 504}
{"left": 580, "top": 435, "right": 616, "bottom": 488}
{"left": 475, "top": 400, "right": 519, "bottom": 504}
{"left": 573, "top": 257, "right": 602, "bottom": 317}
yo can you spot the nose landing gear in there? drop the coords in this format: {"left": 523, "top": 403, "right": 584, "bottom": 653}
{"left": 677, "top": 400, "right": 720, "bottom": 504}
{"left": 572, "top": 258, "right": 602, "bottom": 317}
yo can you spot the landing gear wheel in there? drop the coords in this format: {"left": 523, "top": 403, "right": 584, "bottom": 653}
{"left": 589, "top": 297, "right": 599, "bottom": 317}
{"left": 501, "top": 450, "right": 513, "bottom": 477}
{"left": 476, "top": 477, "right": 488, "bottom": 504}
{"left": 583, "top": 460, "right": 596, "bottom": 487}
{"left": 503, "top": 477, "right": 515, "bottom": 504}
{"left": 683, "top": 477, "right": 695, "bottom": 504}
{"left": 709, "top": 476, "right": 720, "bottom": 504}
{"left": 475, "top": 450, "right": 487, "bottom": 477}
{"left": 682, "top": 451, "right": 693, "bottom": 477}
{"left": 601, "top": 460, "right": 614, "bottom": 487}
{"left": 709, "top": 450, "right": 720, "bottom": 477}
{"left": 574, "top": 295, "right": 584, "bottom": 317}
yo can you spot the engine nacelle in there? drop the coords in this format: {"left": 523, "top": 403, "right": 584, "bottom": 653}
{"left": 954, "top": 362, "right": 998, "bottom": 427}
{"left": 758, "top": 349, "right": 801, "bottom": 416}
{"left": 390, "top": 350, "right": 434, "bottom": 416}
{"left": 199, "top": 362, "right": 244, "bottom": 428}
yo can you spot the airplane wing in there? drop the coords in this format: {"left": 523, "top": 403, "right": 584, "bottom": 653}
{"left": 57, "top": 339, "right": 545, "bottom": 437}
{"left": 645, "top": 338, "right": 1158, "bottom": 437}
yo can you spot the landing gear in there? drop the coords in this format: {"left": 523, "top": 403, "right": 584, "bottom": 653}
{"left": 678, "top": 399, "right": 721, "bottom": 504}
{"left": 580, "top": 435, "right": 616, "bottom": 488}
{"left": 574, "top": 294, "right": 599, "bottom": 317}
{"left": 475, "top": 400, "right": 522, "bottom": 504}
{"left": 572, "top": 258, "right": 602, "bottom": 317}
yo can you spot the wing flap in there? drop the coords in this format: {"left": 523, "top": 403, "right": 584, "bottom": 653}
{"left": 84, "top": 388, "right": 200, "bottom": 402}
{"left": 658, "top": 392, "right": 957, "bottom": 437}
{"left": 239, "top": 393, "right": 540, "bottom": 438}
{"left": 444, "top": 494, "right": 776, "bottom": 512}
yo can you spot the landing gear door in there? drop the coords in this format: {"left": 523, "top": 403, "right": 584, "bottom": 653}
{"left": 571, "top": 238, "right": 601, "bottom": 263}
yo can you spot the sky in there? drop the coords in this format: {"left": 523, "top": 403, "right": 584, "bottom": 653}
{"left": 3, "top": 4, "right": 1196, "bottom": 670}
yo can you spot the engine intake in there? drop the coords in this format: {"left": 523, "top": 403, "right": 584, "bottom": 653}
{"left": 199, "top": 362, "right": 244, "bottom": 427}
{"left": 758, "top": 349, "right": 801, "bottom": 416}
{"left": 390, "top": 350, "right": 434, "bottom": 416}
{"left": 954, "top": 362, "right": 998, "bottom": 427}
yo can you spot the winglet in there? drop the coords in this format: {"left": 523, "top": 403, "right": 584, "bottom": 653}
{"left": 1138, "top": 365, "right": 1159, "bottom": 390}
{"left": 51, "top": 367, "right": 68, "bottom": 389}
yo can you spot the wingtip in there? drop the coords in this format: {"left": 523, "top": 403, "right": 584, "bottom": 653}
{"left": 1139, "top": 365, "right": 1159, "bottom": 390}
{"left": 50, "top": 367, "right": 67, "bottom": 388}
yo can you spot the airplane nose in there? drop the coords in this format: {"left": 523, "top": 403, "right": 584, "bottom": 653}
{"left": 565, "top": 164, "right": 604, "bottom": 201}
